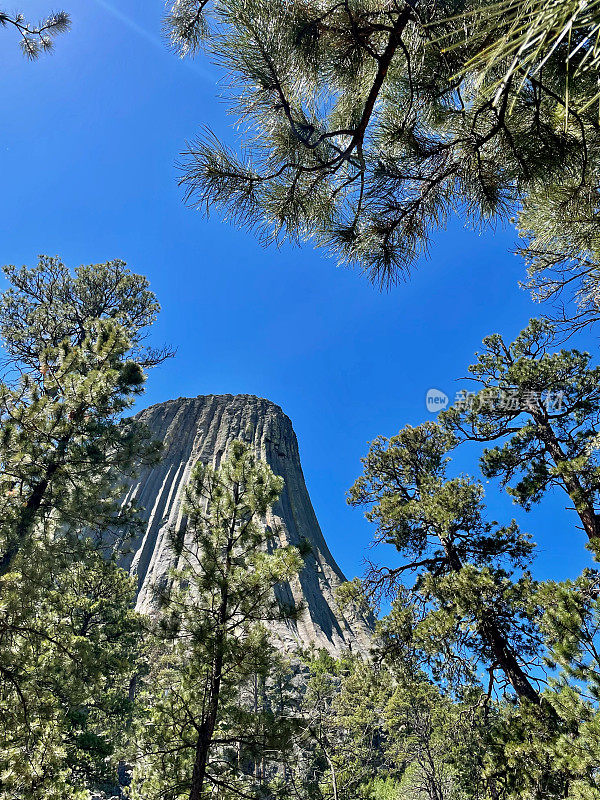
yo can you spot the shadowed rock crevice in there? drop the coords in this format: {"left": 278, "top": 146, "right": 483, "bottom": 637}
{"left": 124, "top": 394, "right": 373, "bottom": 656}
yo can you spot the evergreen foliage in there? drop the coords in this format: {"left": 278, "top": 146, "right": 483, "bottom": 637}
{"left": 0, "top": 257, "right": 164, "bottom": 797}
{"left": 440, "top": 318, "right": 600, "bottom": 553}
{"left": 0, "top": 546, "right": 142, "bottom": 799}
{"left": 0, "top": 257, "right": 164, "bottom": 579}
{"left": 348, "top": 421, "right": 542, "bottom": 704}
{"left": 165, "top": 0, "right": 600, "bottom": 313}
{"left": 345, "top": 322, "right": 600, "bottom": 798}
{"left": 0, "top": 9, "right": 70, "bottom": 59}
{"left": 130, "top": 440, "right": 303, "bottom": 800}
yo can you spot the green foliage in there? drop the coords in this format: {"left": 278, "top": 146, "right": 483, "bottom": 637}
{"left": 335, "top": 576, "right": 374, "bottom": 619}
{"left": 0, "top": 255, "right": 170, "bottom": 369}
{"left": 350, "top": 421, "right": 543, "bottom": 703}
{"left": 0, "top": 258, "right": 164, "bottom": 577}
{"left": 3, "top": 247, "right": 600, "bottom": 800}
{"left": 165, "top": 0, "right": 599, "bottom": 308}
{"left": 347, "top": 323, "right": 600, "bottom": 797}
{"left": 285, "top": 652, "right": 395, "bottom": 800}
{"left": 295, "top": 651, "right": 494, "bottom": 800}
{"left": 440, "top": 318, "right": 600, "bottom": 553}
{"left": 0, "top": 545, "right": 143, "bottom": 799}
{"left": 130, "top": 441, "right": 303, "bottom": 800}
{"left": 0, "top": 257, "right": 164, "bottom": 797}
{"left": 384, "top": 677, "right": 487, "bottom": 800}
{"left": 449, "top": 0, "right": 600, "bottom": 113}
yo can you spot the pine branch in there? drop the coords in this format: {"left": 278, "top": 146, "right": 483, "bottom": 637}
{"left": 0, "top": 9, "right": 70, "bottom": 59}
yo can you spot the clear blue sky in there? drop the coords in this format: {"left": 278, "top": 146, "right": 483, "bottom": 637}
{"left": 1, "top": 0, "right": 594, "bottom": 585}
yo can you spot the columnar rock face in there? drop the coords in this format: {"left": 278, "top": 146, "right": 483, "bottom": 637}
{"left": 121, "top": 394, "right": 373, "bottom": 656}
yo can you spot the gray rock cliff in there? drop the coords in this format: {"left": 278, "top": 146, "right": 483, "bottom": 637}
{"left": 120, "top": 394, "right": 373, "bottom": 656}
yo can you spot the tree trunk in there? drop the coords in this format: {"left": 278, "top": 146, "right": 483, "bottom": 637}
{"left": 0, "top": 431, "right": 71, "bottom": 579}
{"left": 323, "top": 746, "right": 338, "bottom": 800}
{"left": 443, "top": 541, "right": 541, "bottom": 704}
{"left": 534, "top": 412, "right": 600, "bottom": 549}
{"left": 189, "top": 624, "right": 226, "bottom": 800}
{"left": 189, "top": 703, "right": 219, "bottom": 800}
{"left": 478, "top": 617, "right": 541, "bottom": 704}
{"left": 188, "top": 494, "right": 237, "bottom": 800}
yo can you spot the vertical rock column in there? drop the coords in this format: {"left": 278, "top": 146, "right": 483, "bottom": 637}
{"left": 121, "top": 394, "right": 373, "bottom": 656}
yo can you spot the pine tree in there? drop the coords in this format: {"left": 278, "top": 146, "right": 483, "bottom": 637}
{"left": 295, "top": 645, "right": 492, "bottom": 800}
{"left": 0, "top": 545, "right": 143, "bottom": 799}
{"left": 130, "top": 441, "right": 303, "bottom": 800}
{"left": 0, "top": 257, "right": 166, "bottom": 797}
{"left": 529, "top": 571, "right": 600, "bottom": 797}
{"left": 451, "top": 0, "right": 600, "bottom": 113}
{"left": 165, "top": 0, "right": 599, "bottom": 307}
{"left": 322, "top": 656, "right": 393, "bottom": 799}
{"left": 383, "top": 676, "right": 486, "bottom": 800}
{"left": 440, "top": 318, "right": 600, "bottom": 555}
{"left": 349, "top": 422, "right": 543, "bottom": 705}
{"left": 0, "top": 255, "right": 169, "bottom": 370}
{"left": 0, "top": 256, "right": 166, "bottom": 579}
{"left": 449, "top": 0, "right": 600, "bottom": 313}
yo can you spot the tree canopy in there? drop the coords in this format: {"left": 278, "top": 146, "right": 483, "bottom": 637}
{"left": 0, "top": 257, "right": 162, "bottom": 798}
{"left": 165, "top": 0, "right": 600, "bottom": 308}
